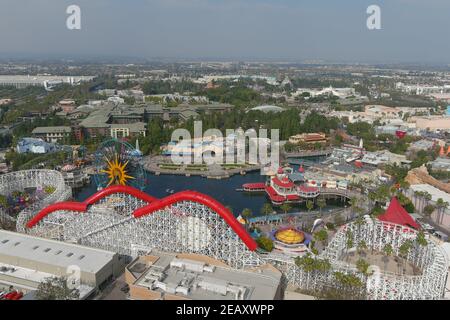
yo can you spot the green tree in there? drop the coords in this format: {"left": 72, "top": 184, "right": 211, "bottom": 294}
{"left": 295, "top": 253, "right": 317, "bottom": 272}
{"left": 306, "top": 200, "right": 314, "bottom": 212}
{"left": 44, "top": 185, "right": 56, "bottom": 194}
{"left": 416, "top": 231, "right": 428, "bottom": 247}
{"left": 241, "top": 208, "right": 253, "bottom": 219}
{"left": 280, "top": 203, "right": 292, "bottom": 214}
{"left": 330, "top": 272, "right": 366, "bottom": 300}
{"left": 383, "top": 243, "right": 393, "bottom": 257}
{"left": 316, "top": 197, "right": 327, "bottom": 215}
{"left": 399, "top": 240, "right": 412, "bottom": 259}
{"left": 256, "top": 236, "right": 274, "bottom": 252}
{"left": 314, "top": 229, "right": 329, "bottom": 247}
{"left": 36, "top": 277, "right": 80, "bottom": 300}
{"left": 423, "top": 204, "right": 435, "bottom": 217}
{"left": 357, "top": 240, "right": 368, "bottom": 256}
{"left": 0, "top": 195, "right": 7, "bottom": 208}
{"left": 398, "top": 240, "right": 413, "bottom": 274}
{"left": 382, "top": 244, "right": 394, "bottom": 271}
{"left": 436, "top": 198, "right": 449, "bottom": 225}
{"left": 356, "top": 258, "right": 371, "bottom": 275}
{"left": 261, "top": 203, "right": 274, "bottom": 216}
{"left": 349, "top": 197, "right": 359, "bottom": 216}
{"left": 345, "top": 230, "right": 354, "bottom": 258}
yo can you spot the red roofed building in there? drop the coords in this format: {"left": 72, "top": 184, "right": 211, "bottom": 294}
{"left": 273, "top": 177, "right": 295, "bottom": 189}
{"left": 378, "top": 197, "right": 420, "bottom": 229}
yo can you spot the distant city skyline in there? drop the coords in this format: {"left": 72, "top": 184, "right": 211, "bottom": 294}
{"left": 1, "top": 0, "right": 450, "bottom": 64}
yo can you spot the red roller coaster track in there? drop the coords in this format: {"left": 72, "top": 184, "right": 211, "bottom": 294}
{"left": 26, "top": 202, "right": 88, "bottom": 228}
{"left": 26, "top": 185, "right": 257, "bottom": 251}
{"left": 83, "top": 185, "right": 158, "bottom": 205}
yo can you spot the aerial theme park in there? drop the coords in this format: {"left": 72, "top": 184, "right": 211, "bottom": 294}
{"left": 0, "top": 132, "right": 447, "bottom": 302}
{"left": 1, "top": 1, "right": 450, "bottom": 309}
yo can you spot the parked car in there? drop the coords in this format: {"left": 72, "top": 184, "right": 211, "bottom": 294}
{"left": 421, "top": 223, "right": 435, "bottom": 232}
{"left": 10, "top": 292, "right": 23, "bottom": 300}
{"left": 433, "top": 231, "right": 449, "bottom": 242}
{"left": 3, "top": 291, "right": 16, "bottom": 300}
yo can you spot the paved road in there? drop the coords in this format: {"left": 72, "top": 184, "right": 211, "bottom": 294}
{"left": 418, "top": 214, "right": 450, "bottom": 238}
{"left": 94, "top": 273, "right": 128, "bottom": 300}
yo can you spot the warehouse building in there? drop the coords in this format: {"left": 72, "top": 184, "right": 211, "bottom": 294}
{"left": 125, "top": 250, "right": 282, "bottom": 300}
{"left": 0, "top": 230, "right": 122, "bottom": 299}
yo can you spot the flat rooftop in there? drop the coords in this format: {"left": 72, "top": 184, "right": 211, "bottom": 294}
{"left": 32, "top": 126, "right": 71, "bottom": 134}
{"left": 131, "top": 251, "right": 281, "bottom": 300}
{"left": 410, "top": 184, "right": 450, "bottom": 204}
{"left": 0, "top": 230, "right": 116, "bottom": 274}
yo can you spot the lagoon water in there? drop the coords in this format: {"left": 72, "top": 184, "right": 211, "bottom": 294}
{"left": 75, "top": 171, "right": 270, "bottom": 216}
{"left": 75, "top": 161, "right": 344, "bottom": 217}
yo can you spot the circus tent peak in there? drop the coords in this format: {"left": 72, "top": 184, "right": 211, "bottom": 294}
{"left": 378, "top": 197, "right": 420, "bottom": 229}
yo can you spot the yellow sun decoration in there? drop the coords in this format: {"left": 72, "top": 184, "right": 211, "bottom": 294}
{"left": 100, "top": 155, "right": 134, "bottom": 186}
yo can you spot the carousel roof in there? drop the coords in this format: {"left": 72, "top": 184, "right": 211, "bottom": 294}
{"left": 275, "top": 228, "right": 305, "bottom": 245}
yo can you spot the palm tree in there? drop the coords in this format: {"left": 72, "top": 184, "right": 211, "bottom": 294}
{"left": 345, "top": 230, "right": 354, "bottom": 261}
{"left": 440, "top": 200, "right": 448, "bottom": 225}
{"left": 413, "top": 191, "right": 422, "bottom": 212}
{"left": 398, "top": 240, "right": 413, "bottom": 274}
{"left": 306, "top": 200, "right": 314, "bottom": 213}
{"left": 260, "top": 203, "right": 273, "bottom": 217}
{"left": 423, "top": 204, "right": 435, "bottom": 218}
{"left": 368, "top": 191, "right": 377, "bottom": 210}
{"left": 416, "top": 231, "right": 428, "bottom": 247}
{"left": 382, "top": 244, "right": 393, "bottom": 272}
{"left": 314, "top": 229, "right": 329, "bottom": 247}
{"left": 354, "top": 215, "right": 365, "bottom": 234}
{"left": 357, "top": 240, "right": 368, "bottom": 257}
{"left": 424, "top": 192, "right": 432, "bottom": 208}
{"left": 241, "top": 208, "right": 253, "bottom": 220}
{"left": 356, "top": 258, "right": 370, "bottom": 275}
{"left": 399, "top": 180, "right": 410, "bottom": 191}
{"left": 376, "top": 185, "right": 391, "bottom": 205}
{"left": 316, "top": 197, "right": 327, "bottom": 216}
{"left": 436, "top": 198, "right": 449, "bottom": 225}
{"left": 349, "top": 197, "right": 359, "bottom": 217}
{"left": 296, "top": 254, "right": 332, "bottom": 292}
{"left": 280, "top": 203, "right": 292, "bottom": 214}
{"left": 421, "top": 191, "right": 431, "bottom": 214}
{"left": 332, "top": 272, "right": 365, "bottom": 300}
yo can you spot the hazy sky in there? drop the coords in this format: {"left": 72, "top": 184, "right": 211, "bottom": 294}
{"left": 1, "top": 0, "right": 449, "bottom": 63}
